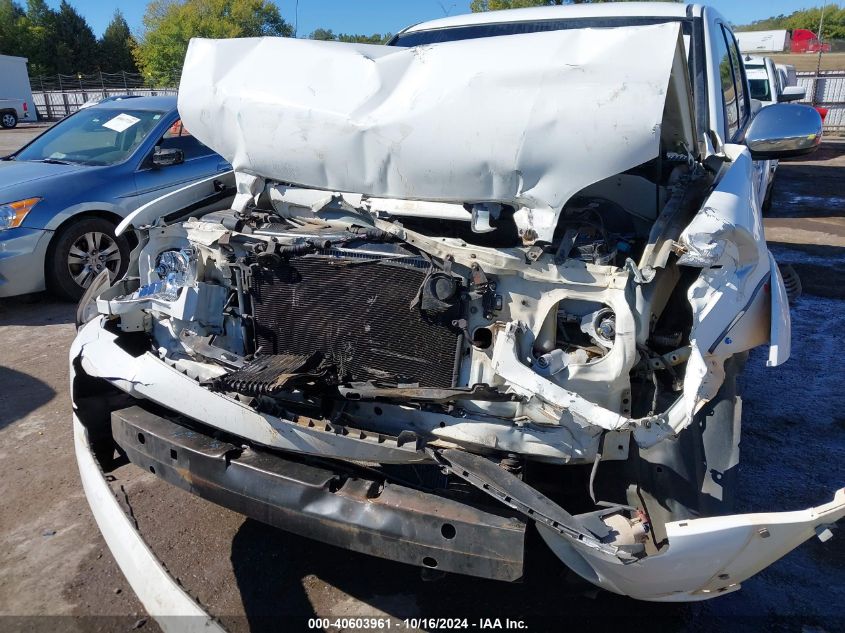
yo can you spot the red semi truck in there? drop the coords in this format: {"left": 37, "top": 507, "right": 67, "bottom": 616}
{"left": 736, "top": 28, "right": 831, "bottom": 54}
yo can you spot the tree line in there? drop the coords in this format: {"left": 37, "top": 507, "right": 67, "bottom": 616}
{"left": 0, "top": 0, "right": 391, "bottom": 85}
{"left": 737, "top": 4, "right": 845, "bottom": 41}
{"left": 0, "top": 0, "right": 137, "bottom": 75}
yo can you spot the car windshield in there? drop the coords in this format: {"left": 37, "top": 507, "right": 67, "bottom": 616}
{"left": 391, "top": 16, "right": 690, "bottom": 46}
{"left": 15, "top": 108, "right": 164, "bottom": 166}
{"left": 749, "top": 78, "right": 772, "bottom": 102}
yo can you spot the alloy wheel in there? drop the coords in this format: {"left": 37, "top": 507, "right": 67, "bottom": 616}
{"left": 66, "top": 231, "right": 122, "bottom": 289}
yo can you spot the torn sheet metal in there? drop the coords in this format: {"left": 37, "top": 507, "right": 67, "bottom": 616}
{"left": 73, "top": 319, "right": 430, "bottom": 464}
{"left": 538, "top": 488, "right": 845, "bottom": 601}
{"left": 179, "top": 24, "right": 683, "bottom": 237}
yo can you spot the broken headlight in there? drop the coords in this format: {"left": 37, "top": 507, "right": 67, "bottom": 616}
{"left": 132, "top": 247, "right": 197, "bottom": 301}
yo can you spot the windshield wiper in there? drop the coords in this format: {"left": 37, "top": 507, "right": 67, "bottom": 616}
{"left": 35, "top": 158, "right": 73, "bottom": 165}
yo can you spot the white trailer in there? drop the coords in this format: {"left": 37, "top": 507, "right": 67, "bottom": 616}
{"left": 736, "top": 29, "right": 791, "bottom": 53}
{"left": 0, "top": 54, "right": 37, "bottom": 124}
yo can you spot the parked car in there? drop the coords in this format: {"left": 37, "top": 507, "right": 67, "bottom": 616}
{"left": 744, "top": 55, "right": 808, "bottom": 212}
{"left": 0, "top": 97, "right": 33, "bottom": 128}
{"left": 72, "top": 3, "right": 839, "bottom": 619}
{"left": 78, "top": 94, "right": 143, "bottom": 110}
{"left": 0, "top": 95, "right": 231, "bottom": 299}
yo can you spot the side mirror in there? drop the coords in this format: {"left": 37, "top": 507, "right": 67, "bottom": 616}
{"left": 745, "top": 103, "right": 822, "bottom": 160}
{"left": 779, "top": 85, "right": 806, "bottom": 102}
{"left": 151, "top": 147, "right": 184, "bottom": 168}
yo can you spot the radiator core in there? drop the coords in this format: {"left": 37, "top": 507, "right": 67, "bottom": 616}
{"left": 250, "top": 255, "right": 462, "bottom": 388}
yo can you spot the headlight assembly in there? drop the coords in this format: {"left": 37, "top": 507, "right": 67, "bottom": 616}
{"left": 132, "top": 247, "right": 197, "bottom": 301}
{"left": 0, "top": 197, "right": 41, "bottom": 230}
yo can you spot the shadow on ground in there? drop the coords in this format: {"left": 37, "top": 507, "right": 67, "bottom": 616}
{"left": 0, "top": 366, "right": 55, "bottom": 429}
{"left": 0, "top": 293, "right": 75, "bottom": 326}
{"left": 228, "top": 518, "right": 694, "bottom": 633}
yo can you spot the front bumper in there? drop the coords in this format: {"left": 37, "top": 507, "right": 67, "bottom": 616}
{"left": 73, "top": 415, "right": 224, "bottom": 633}
{"left": 0, "top": 227, "right": 50, "bottom": 297}
{"left": 72, "top": 317, "right": 845, "bottom": 616}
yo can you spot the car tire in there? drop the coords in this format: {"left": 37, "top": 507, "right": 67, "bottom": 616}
{"left": 46, "top": 217, "right": 130, "bottom": 301}
{"left": 1, "top": 110, "right": 18, "bottom": 129}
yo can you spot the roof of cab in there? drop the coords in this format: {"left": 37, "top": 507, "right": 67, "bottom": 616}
{"left": 91, "top": 95, "right": 177, "bottom": 112}
{"left": 742, "top": 57, "right": 770, "bottom": 70}
{"left": 401, "top": 2, "right": 701, "bottom": 34}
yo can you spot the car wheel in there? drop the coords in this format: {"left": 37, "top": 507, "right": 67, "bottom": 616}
{"left": 47, "top": 218, "right": 130, "bottom": 301}
{"left": 1, "top": 111, "right": 18, "bottom": 129}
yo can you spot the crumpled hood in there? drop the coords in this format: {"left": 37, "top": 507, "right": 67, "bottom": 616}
{"left": 179, "top": 23, "right": 683, "bottom": 228}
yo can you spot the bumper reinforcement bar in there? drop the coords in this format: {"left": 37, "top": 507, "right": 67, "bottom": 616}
{"left": 110, "top": 405, "right": 526, "bottom": 581}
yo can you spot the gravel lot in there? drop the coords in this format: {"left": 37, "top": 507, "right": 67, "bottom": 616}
{"left": 0, "top": 125, "right": 843, "bottom": 632}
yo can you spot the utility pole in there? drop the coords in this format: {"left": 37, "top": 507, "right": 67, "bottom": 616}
{"left": 813, "top": 3, "right": 827, "bottom": 106}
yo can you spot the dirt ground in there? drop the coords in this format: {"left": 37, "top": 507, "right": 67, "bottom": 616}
{"left": 769, "top": 51, "right": 845, "bottom": 72}
{"left": 0, "top": 127, "right": 843, "bottom": 632}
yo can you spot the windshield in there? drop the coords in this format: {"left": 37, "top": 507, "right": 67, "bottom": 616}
{"left": 391, "top": 16, "right": 691, "bottom": 47}
{"left": 16, "top": 108, "right": 164, "bottom": 166}
{"left": 749, "top": 78, "right": 772, "bottom": 102}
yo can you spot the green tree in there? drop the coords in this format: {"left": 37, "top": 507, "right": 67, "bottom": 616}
{"left": 470, "top": 0, "right": 557, "bottom": 11}
{"left": 738, "top": 4, "right": 845, "bottom": 41}
{"left": 0, "top": 0, "right": 26, "bottom": 57}
{"left": 785, "top": 5, "right": 845, "bottom": 41}
{"left": 98, "top": 10, "right": 138, "bottom": 73}
{"left": 53, "top": 0, "right": 97, "bottom": 73}
{"left": 337, "top": 33, "right": 391, "bottom": 44}
{"left": 309, "top": 27, "right": 335, "bottom": 40}
{"left": 308, "top": 29, "right": 391, "bottom": 44}
{"left": 20, "top": 0, "right": 58, "bottom": 75}
{"left": 134, "top": 0, "right": 293, "bottom": 85}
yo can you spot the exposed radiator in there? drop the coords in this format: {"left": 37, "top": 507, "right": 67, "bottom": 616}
{"left": 250, "top": 255, "right": 462, "bottom": 388}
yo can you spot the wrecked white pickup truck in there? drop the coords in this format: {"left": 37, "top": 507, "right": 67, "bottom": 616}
{"left": 71, "top": 2, "right": 842, "bottom": 616}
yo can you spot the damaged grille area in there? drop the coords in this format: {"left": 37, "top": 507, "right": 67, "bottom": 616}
{"left": 250, "top": 255, "right": 462, "bottom": 388}
{"left": 215, "top": 352, "right": 331, "bottom": 395}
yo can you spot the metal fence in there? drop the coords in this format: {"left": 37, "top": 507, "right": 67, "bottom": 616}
{"left": 26, "top": 68, "right": 845, "bottom": 133}
{"left": 31, "top": 87, "right": 178, "bottom": 120}
{"left": 796, "top": 70, "right": 845, "bottom": 133}
{"left": 29, "top": 71, "right": 180, "bottom": 120}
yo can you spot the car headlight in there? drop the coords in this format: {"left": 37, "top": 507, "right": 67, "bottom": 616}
{"left": 132, "top": 247, "right": 197, "bottom": 301}
{"left": 0, "top": 197, "right": 41, "bottom": 230}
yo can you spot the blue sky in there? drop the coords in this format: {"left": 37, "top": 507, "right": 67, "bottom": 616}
{"left": 45, "top": 1, "right": 837, "bottom": 38}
